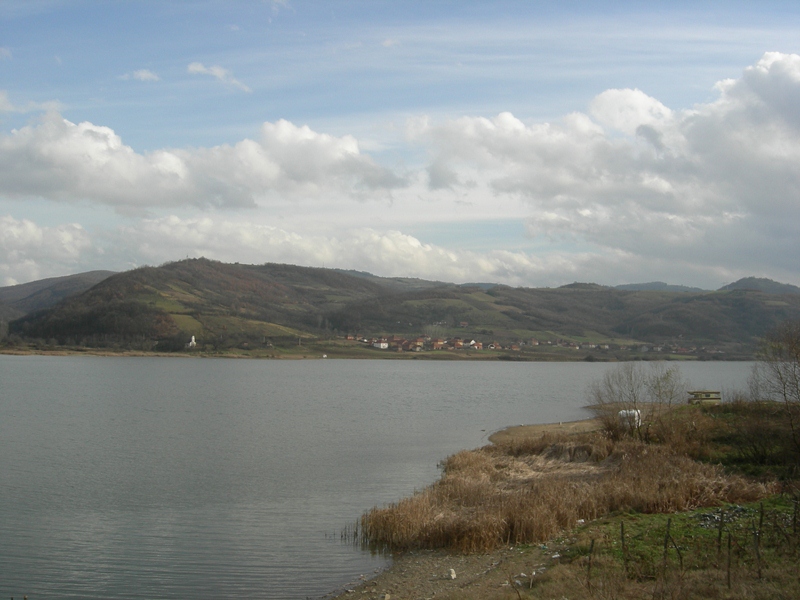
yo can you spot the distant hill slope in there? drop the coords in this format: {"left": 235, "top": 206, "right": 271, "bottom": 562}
{"left": 0, "top": 270, "right": 116, "bottom": 314}
{"left": 334, "top": 268, "right": 447, "bottom": 292}
{"left": 616, "top": 282, "right": 708, "bottom": 293}
{"left": 8, "top": 259, "right": 800, "bottom": 356}
{"left": 719, "top": 277, "right": 800, "bottom": 295}
{"left": 326, "top": 282, "right": 800, "bottom": 348}
{"left": 9, "top": 259, "right": 426, "bottom": 347}
{"left": 0, "top": 301, "right": 24, "bottom": 323}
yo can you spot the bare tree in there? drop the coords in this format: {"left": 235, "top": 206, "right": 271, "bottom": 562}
{"left": 750, "top": 320, "right": 800, "bottom": 454}
{"left": 588, "top": 362, "right": 687, "bottom": 441}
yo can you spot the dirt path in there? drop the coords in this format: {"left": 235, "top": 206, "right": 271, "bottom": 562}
{"left": 327, "top": 545, "right": 562, "bottom": 600}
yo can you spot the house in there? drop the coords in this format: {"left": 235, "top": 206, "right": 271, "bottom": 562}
{"left": 688, "top": 390, "right": 722, "bottom": 405}
{"left": 372, "top": 339, "right": 389, "bottom": 350}
{"left": 431, "top": 338, "right": 446, "bottom": 350}
{"left": 388, "top": 336, "right": 406, "bottom": 349}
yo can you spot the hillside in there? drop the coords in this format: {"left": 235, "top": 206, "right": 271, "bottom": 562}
{"left": 8, "top": 259, "right": 416, "bottom": 350}
{"left": 720, "top": 276, "right": 800, "bottom": 295}
{"left": 6, "top": 259, "right": 800, "bottom": 358}
{"left": 615, "top": 281, "right": 707, "bottom": 293}
{"left": 0, "top": 270, "right": 116, "bottom": 313}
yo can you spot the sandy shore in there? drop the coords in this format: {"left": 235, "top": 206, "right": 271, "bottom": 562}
{"left": 327, "top": 417, "right": 600, "bottom": 600}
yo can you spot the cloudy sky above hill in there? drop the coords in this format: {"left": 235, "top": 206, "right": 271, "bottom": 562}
{"left": 2, "top": 1, "right": 800, "bottom": 288}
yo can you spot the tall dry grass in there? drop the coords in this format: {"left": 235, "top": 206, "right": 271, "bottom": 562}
{"left": 360, "top": 433, "right": 774, "bottom": 553}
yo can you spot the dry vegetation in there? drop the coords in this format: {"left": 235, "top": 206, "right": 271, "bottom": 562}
{"left": 343, "top": 405, "right": 799, "bottom": 600}
{"left": 359, "top": 430, "right": 773, "bottom": 554}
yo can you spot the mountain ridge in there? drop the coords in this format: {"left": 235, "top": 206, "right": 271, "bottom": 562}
{"left": 5, "top": 260, "right": 800, "bottom": 358}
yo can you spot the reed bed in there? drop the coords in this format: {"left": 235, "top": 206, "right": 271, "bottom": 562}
{"left": 360, "top": 434, "right": 774, "bottom": 553}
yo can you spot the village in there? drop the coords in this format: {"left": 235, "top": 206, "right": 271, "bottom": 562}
{"left": 344, "top": 332, "right": 722, "bottom": 356}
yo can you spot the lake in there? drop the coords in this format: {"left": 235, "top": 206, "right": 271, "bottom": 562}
{"left": 0, "top": 356, "right": 753, "bottom": 599}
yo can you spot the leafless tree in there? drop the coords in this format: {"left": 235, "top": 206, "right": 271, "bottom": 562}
{"left": 750, "top": 320, "right": 800, "bottom": 454}
{"left": 588, "top": 362, "right": 687, "bottom": 441}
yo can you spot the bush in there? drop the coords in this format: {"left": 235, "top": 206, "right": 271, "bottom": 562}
{"left": 587, "top": 362, "right": 687, "bottom": 442}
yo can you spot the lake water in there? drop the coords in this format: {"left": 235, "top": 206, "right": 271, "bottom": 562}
{"left": 0, "top": 356, "right": 753, "bottom": 599}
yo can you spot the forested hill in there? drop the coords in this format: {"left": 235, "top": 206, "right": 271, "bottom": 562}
{"left": 5, "top": 258, "right": 800, "bottom": 358}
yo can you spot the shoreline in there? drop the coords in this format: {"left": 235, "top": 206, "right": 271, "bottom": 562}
{"left": 327, "top": 417, "right": 601, "bottom": 600}
{"left": 0, "top": 346, "right": 747, "bottom": 362}
{"left": 487, "top": 417, "right": 602, "bottom": 444}
{"left": 0, "top": 347, "right": 612, "bottom": 361}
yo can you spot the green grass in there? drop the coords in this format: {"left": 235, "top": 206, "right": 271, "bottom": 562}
{"left": 170, "top": 314, "right": 204, "bottom": 333}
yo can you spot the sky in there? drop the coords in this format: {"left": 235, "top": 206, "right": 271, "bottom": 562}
{"left": 2, "top": 1, "right": 800, "bottom": 289}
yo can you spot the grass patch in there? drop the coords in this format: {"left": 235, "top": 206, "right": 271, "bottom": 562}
{"left": 429, "top": 495, "right": 800, "bottom": 599}
{"left": 170, "top": 314, "right": 204, "bottom": 334}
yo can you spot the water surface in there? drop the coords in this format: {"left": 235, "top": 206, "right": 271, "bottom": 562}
{"left": 0, "top": 357, "right": 753, "bottom": 598}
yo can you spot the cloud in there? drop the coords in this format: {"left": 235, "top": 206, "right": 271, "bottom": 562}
{"left": 3, "top": 53, "right": 800, "bottom": 289}
{"left": 187, "top": 62, "right": 251, "bottom": 92}
{"left": 0, "top": 114, "right": 406, "bottom": 210}
{"left": 0, "top": 47, "right": 11, "bottom": 60}
{"left": 121, "top": 69, "right": 160, "bottom": 82}
{"left": 0, "top": 90, "right": 61, "bottom": 113}
{"left": 0, "top": 92, "right": 13, "bottom": 113}
{"left": 120, "top": 215, "right": 751, "bottom": 290}
{"left": 269, "top": 0, "right": 290, "bottom": 14}
{"left": 118, "top": 215, "right": 588, "bottom": 286}
{"left": 0, "top": 215, "right": 92, "bottom": 286}
{"left": 420, "top": 52, "right": 800, "bottom": 282}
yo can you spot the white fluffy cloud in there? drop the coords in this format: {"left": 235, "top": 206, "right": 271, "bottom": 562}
{"left": 119, "top": 215, "right": 587, "bottom": 286}
{"left": 0, "top": 115, "right": 406, "bottom": 209}
{"left": 2, "top": 53, "right": 800, "bottom": 288}
{"left": 419, "top": 52, "right": 800, "bottom": 279}
{"left": 0, "top": 215, "right": 92, "bottom": 285}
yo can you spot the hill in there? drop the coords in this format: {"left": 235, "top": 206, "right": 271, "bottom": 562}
{"left": 615, "top": 281, "right": 707, "bottom": 293}
{"left": 6, "top": 260, "right": 800, "bottom": 358}
{"left": 0, "top": 270, "right": 116, "bottom": 313}
{"left": 719, "top": 276, "right": 800, "bottom": 295}
{"left": 8, "top": 259, "right": 413, "bottom": 350}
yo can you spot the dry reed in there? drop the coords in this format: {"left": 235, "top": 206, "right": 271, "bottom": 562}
{"left": 360, "top": 434, "right": 774, "bottom": 553}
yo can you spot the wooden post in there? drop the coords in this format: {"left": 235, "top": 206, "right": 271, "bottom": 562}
{"left": 621, "top": 521, "right": 629, "bottom": 574}
{"left": 658, "top": 517, "right": 672, "bottom": 596}
{"left": 587, "top": 538, "right": 595, "bottom": 593}
{"left": 727, "top": 531, "right": 732, "bottom": 590}
{"left": 753, "top": 519, "right": 762, "bottom": 580}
